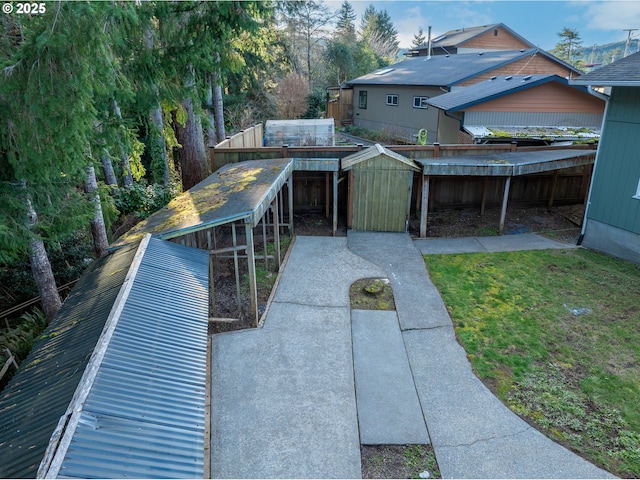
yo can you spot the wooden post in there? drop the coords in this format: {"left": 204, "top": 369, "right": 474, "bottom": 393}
{"left": 499, "top": 176, "right": 512, "bottom": 235}
{"left": 420, "top": 175, "right": 430, "bottom": 238}
{"left": 272, "top": 196, "right": 281, "bottom": 268}
{"left": 208, "top": 253, "right": 217, "bottom": 317}
{"left": 510, "top": 141, "right": 518, "bottom": 152}
{"left": 287, "top": 175, "right": 294, "bottom": 235}
{"left": 245, "top": 222, "right": 259, "bottom": 326}
{"left": 325, "top": 172, "right": 330, "bottom": 219}
{"left": 282, "top": 144, "right": 289, "bottom": 158}
{"left": 547, "top": 170, "right": 559, "bottom": 211}
{"left": 261, "top": 214, "right": 268, "bottom": 270}
{"left": 480, "top": 176, "right": 489, "bottom": 216}
{"left": 332, "top": 171, "right": 338, "bottom": 236}
{"left": 433, "top": 142, "right": 440, "bottom": 158}
{"left": 347, "top": 170, "right": 354, "bottom": 228}
{"left": 231, "top": 223, "right": 241, "bottom": 310}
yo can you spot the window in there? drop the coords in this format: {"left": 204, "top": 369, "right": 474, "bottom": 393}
{"left": 413, "top": 96, "right": 429, "bottom": 109}
{"left": 386, "top": 94, "right": 398, "bottom": 106}
{"left": 494, "top": 29, "right": 498, "bottom": 36}
{"left": 359, "top": 91, "right": 367, "bottom": 109}
{"left": 634, "top": 178, "right": 640, "bottom": 200}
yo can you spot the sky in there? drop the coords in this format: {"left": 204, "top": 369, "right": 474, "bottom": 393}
{"left": 326, "top": 0, "right": 640, "bottom": 52}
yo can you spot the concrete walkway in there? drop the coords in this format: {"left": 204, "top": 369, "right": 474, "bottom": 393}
{"left": 210, "top": 233, "right": 614, "bottom": 479}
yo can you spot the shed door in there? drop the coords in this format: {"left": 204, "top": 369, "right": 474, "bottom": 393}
{"left": 352, "top": 168, "right": 413, "bottom": 232}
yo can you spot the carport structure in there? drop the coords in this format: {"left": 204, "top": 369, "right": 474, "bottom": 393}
{"left": 415, "top": 149, "right": 596, "bottom": 236}
{"left": 114, "top": 158, "right": 294, "bottom": 325}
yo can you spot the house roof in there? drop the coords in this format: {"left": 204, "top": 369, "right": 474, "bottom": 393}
{"left": 0, "top": 237, "right": 209, "bottom": 478}
{"left": 113, "top": 158, "right": 294, "bottom": 246}
{"left": 341, "top": 144, "right": 420, "bottom": 171}
{"left": 417, "top": 23, "right": 535, "bottom": 52}
{"left": 346, "top": 49, "right": 579, "bottom": 87}
{"left": 570, "top": 51, "right": 640, "bottom": 86}
{"left": 463, "top": 125, "right": 601, "bottom": 142}
{"left": 426, "top": 74, "right": 595, "bottom": 111}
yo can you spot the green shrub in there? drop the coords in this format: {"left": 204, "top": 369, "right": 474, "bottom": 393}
{"left": 113, "top": 182, "right": 180, "bottom": 218}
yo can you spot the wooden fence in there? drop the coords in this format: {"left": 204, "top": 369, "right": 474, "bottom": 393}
{"left": 215, "top": 123, "right": 264, "bottom": 149}
{"left": 209, "top": 142, "right": 597, "bottom": 213}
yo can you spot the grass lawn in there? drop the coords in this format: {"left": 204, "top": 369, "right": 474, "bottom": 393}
{"left": 424, "top": 248, "right": 640, "bottom": 478}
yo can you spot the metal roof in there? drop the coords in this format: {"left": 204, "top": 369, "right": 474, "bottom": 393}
{"left": 426, "top": 74, "right": 591, "bottom": 111}
{"left": 347, "top": 49, "right": 579, "bottom": 87}
{"left": 570, "top": 51, "right": 640, "bottom": 86}
{"left": 414, "top": 149, "right": 596, "bottom": 176}
{"left": 342, "top": 144, "right": 421, "bottom": 171}
{"left": 0, "top": 237, "right": 209, "bottom": 479}
{"left": 114, "top": 158, "right": 294, "bottom": 246}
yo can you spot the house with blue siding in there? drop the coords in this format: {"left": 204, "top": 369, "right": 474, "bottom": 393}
{"left": 571, "top": 52, "right": 640, "bottom": 263}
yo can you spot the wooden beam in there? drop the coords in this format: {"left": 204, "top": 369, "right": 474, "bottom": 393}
{"left": 547, "top": 170, "right": 559, "bottom": 211}
{"left": 499, "top": 176, "right": 512, "bottom": 235}
{"left": 325, "top": 172, "right": 330, "bottom": 219}
{"left": 272, "top": 196, "right": 281, "bottom": 268}
{"left": 420, "top": 175, "right": 430, "bottom": 238}
{"left": 231, "top": 223, "right": 241, "bottom": 310}
{"left": 332, "top": 171, "right": 338, "bottom": 236}
{"left": 245, "top": 222, "right": 259, "bottom": 326}
{"left": 480, "top": 176, "right": 489, "bottom": 216}
{"left": 287, "top": 175, "right": 294, "bottom": 236}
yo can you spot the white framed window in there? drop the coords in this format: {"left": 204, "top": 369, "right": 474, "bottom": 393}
{"left": 386, "top": 94, "right": 398, "bottom": 106}
{"left": 633, "top": 178, "right": 640, "bottom": 200}
{"left": 413, "top": 96, "right": 430, "bottom": 109}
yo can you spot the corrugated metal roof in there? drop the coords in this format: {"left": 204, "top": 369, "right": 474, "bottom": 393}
{"left": 414, "top": 149, "right": 595, "bottom": 176}
{"left": 0, "top": 237, "right": 209, "bottom": 479}
{"left": 342, "top": 144, "right": 421, "bottom": 171}
{"left": 0, "top": 243, "right": 139, "bottom": 479}
{"left": 114, "top": 158, "right": 294, "bottom": 246}
{"left": 570, "top": 51, "right": 640, "bottom": 86}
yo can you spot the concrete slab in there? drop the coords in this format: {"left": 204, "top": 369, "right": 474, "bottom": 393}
{"left": 403, "top": 328, "right": 613, "bottom": 479}
{"left": 210, "top": 303, "right": 361, "bottom": 479}
{"left": 273, "top": 236, "right": 385, "bottom": 307}
{"left": 477, "top": 233, "right": 577, "bottom": 252}
{"left": 414, "top": 237, "right": 486, "bottom": 255}
{"left": 414, "top": 233, "right": 576, "bottom": 255}
{"left": 347, "top": 232, "right": 450, "bottom": 330}
{"left": 352, "top": 309, "right": 429, "bottom": 445}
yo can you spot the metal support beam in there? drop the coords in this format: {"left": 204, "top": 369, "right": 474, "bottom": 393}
{"left": 420, "top": 175, "right": 430, "bottom": 238}
{"left": 499, "top": 176, "right": 512, "bottom": 235}
{"left": 245, "top": 221, "right": 259, "bottom": 326}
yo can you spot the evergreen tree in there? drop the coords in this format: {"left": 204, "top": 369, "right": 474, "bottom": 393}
{"left": 335, "top": 1, "right": 356, "bottom": 42}
{"left": 359, "top": 5, "right": 399, "bottom": 64}
{"left": 551, "top": 27, "right": 584, "bottom": 69}
{"left": 412, "top": 27, "right": 426, "bottom": 48}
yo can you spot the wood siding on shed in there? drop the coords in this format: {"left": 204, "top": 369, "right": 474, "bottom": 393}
{"left": 464, "top": 82, "right": 605, "bottom": 113}
{"left": 587, "top": 87, "right": 640, "bottom": 234}
{"left": 350, "top": 155, "right": 414, "bottom": 232}
{"left": 458, "top": 55, "right": 575, "bottom": 86}
{"left": 460, "top": 27, "right": 531, "bottom": 51}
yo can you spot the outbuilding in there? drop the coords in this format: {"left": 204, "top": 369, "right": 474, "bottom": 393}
{"left": 342, "top": 144, "right": 420, "bottom": 232}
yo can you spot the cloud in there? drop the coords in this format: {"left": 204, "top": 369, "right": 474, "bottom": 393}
{"left": 583, "top": 1, "right": 640, "bottom": 34}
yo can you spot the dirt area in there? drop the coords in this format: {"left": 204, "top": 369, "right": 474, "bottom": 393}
{"left": 293, "top": 204, "right": 585, "bottom": 244}
{"left": 361, "top": 444, "right": 441, "bottom": 479}
{"left": 350, "top": 278, "right": 396, "bottom": 310}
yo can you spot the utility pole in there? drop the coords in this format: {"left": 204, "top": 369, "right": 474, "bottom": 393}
{"left": 623, "top": 29, "right": 638, "bottom": 58}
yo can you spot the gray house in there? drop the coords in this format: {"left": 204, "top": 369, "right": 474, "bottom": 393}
{"left": 346, "top": 49, "right": 580, "bottom": 144}
{"left": 571, "top": 52, "right": 640, "bottom": 263}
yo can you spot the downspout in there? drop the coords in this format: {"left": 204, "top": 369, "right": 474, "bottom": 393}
{"left": 577, "top": 85, "right": 610, "bottom": 245}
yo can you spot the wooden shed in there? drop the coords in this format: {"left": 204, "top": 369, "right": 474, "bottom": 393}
{"left": 343, "top": 144, "right": 420, "bottom": 232}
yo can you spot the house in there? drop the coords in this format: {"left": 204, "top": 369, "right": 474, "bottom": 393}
{"left": 0, "top": 237, "right": 209, "bottom": 478}
{"left": 426, "top": 74, "right": 606, "bottom": 145}
{"left": 408, "top": 23, "right": 535, "bottom": 57}
{"left": 346, "top": 48, "right": 581, "bottom": 144}
{"left": 570, "top": 52, "right": 640, "bottom": 263}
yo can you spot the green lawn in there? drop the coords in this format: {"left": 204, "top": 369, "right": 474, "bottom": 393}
{"left": 424, "top": 248, "right": 640, "bottom": 477}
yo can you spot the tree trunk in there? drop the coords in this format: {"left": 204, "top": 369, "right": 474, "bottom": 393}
{"left": 150, "top": 101, "right": 171, "bottom": 185}
{"left": 112, "top": 98, "right": 133, "bottom": 187}
{"left": 212, "top": 72, "right": 226, "bottom": 143}
{"left": 26, "top": 197, "right": 61, "bottom": 322}
{"left": 175, "top": 96, "right": 209, "bottom": 190}
{"left": 86, "top": 164, "right": 109, "bottom": 258}
{"left": 205, "top": 75, "right": 217, "bottom": 148}
{"left": 101, "top": 149, "right": 118, "bottom": 192}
